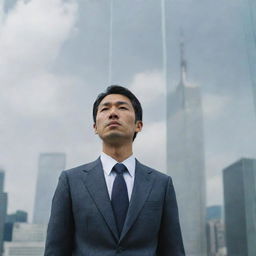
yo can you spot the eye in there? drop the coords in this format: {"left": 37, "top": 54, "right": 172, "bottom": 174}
{"left": 101, "top": 108, "right": 108, "bottom": 111}
{"left": 119, "top": 106, "right": 128, "bottom": 110}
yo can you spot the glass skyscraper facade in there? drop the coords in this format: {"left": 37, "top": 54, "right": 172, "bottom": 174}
{"left": 33, "top": 153, "right": 66, "bottom": 225}
{"left": 223, "top": 158, "right": 256, "bottom": 256}
{"left": 166, "top": 42, "right": 207, "bottom": 256}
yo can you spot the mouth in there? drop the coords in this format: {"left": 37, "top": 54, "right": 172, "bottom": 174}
{"left": 107, "top": 122, "right": 121, "bottom": 127}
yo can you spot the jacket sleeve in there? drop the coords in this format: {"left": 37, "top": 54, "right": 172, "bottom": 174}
{"left": 157, "top": 177, "right": 186, "bottom": 256}
{"left": 44, "top": 171, "right": 74, "bottom": 256}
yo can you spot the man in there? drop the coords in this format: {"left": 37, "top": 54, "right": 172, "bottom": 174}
{"left": 44, "top": 85, "right": 185, "bottom": 256}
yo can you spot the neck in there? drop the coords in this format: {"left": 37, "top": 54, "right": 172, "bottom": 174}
{"left": 102, "top": 142, "right": 133, "bottom": 162}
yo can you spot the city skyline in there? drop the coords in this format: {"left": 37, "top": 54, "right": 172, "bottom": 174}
{"left": 1, "top": 0, "right": 256, "bottom": 223}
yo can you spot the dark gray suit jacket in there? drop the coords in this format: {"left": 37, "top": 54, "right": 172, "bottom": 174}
{"left": 44, "top": 158, "right": 185, "bottom": 256}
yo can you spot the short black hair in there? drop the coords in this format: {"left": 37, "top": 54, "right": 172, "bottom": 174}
{"left": 93, "top": 85, "right": 143, "bottom": 140}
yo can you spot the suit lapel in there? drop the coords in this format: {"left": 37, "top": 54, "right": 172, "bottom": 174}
{"left": 81, "top": 158, "right": 119, "bottom": 242}
{"left": 120, "top": 159, "right": 154, "bottom": 241}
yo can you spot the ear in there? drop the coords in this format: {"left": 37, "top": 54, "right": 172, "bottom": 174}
{"left": 135, "top": 120, "right": 143, "bottom": 133}
{"left": 93, "top": 123, "right": 98, "bottom": 134}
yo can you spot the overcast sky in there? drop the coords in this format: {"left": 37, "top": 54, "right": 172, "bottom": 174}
{"left": 0, "top": 0, "right": 256, "bottom": 221}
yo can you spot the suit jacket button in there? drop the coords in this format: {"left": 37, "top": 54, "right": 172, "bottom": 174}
{"left": 116, "top": 246, "right": 124, "bottom": 253}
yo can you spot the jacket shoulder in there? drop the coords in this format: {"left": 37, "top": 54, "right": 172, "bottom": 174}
{"left": 63, "top": 158, "right": 101, "bottom": 176}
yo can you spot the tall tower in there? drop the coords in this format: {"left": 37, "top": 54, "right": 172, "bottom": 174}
{"left": 166, "top": 40, "right": 207, "bottom": 256}
{"left": 0, "top": 172, "right": 4, "bottom": 193}
{"left": 33, "top": 153, "right": 66, "bottom": 224}
{"left": 223, "top": 158, "right": 256, "bottom": 256}
{"left": 0, "top": 170, "right": 8, "bottom": 256}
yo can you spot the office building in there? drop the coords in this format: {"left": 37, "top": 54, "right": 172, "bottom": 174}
{"left": 223, "top": 158, "right": 256, "bottom": 256}
{"left": 0, "top": 170, "right": 7, "bottom": 256}
{"left": 6, "top": 211, "right": 27, "bottom": 224}
{"left": 4, "top": 210, "right": 28, "bottom": 242}
{"left": 33, "top": 153, "right": 66, "bottom": 224}
{"left": 3, "top": 223, "right": 47, "bottom": 256}
{"left": 166, "top": 41, "right": 207, "bottom": 256}
{"left": 4, "top": 242, "right": 45, "bottom": 256}
{"left": 206, "top": 219, "right": 226, "bottom": 256}
{"left": 206, "top": 206, "right": 226, "bottom": 256}
{"left": 3, "top": 223, "right": 13, "bottom": 243}
{"left": 11, "top": 223, "right": 46, "bottom": 242}
{"left": 0, "top": 172, "right": 4, "bottom": 193}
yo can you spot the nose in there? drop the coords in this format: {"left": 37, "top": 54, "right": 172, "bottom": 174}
{"left": 109, "top": 107, "right": 119, "bottom": 119}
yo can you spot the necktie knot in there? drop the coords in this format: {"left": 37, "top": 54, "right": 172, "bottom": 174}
{"left": 113, "top": 163, "right": 127, "bottom": 175}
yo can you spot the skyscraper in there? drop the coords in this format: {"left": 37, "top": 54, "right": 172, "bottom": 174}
{"left": 0, "top": 170, "right": 8, "bottom": 256}
{"left": 223, "top": 158, "right": 256, "bottom": 256}
{"left": 206, "top": 206, "right": 226, "bottom": 256}
{"left": 4, "top": 223, "right": 47, "bottom": 256}
{"left": 166, "top": 41, "right": 207, "bottom": 256}
{"left": 4, "top": 210, "right": 28, "bottom": 242}
{"left": 33, "top": 153, "right": 66, "bottom": 224}
{"left": 6, "top": 210, "right": 27, "bottom": 224}
{"left": 0, "top": 172, "right": 4, "bottom": 193}
{"left": 206, "top": 220, "right": 226, "bottom": 256}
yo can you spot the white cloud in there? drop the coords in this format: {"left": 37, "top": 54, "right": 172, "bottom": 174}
{"left": 129, "top": 70, "right": 165, "bottom": 106}
{"left": 134, "top": 120, "right": 166, "bottom": 172}
{"left": 0, "top": 0, "right": 77, "bottom": 75}
{"left": 0, "top": 0, "right": 78, "bottom": 216}
{"left": 3, "top": 72, "right": 78, "bottom": 117}
{"left": 0, "top": 0, "right": 78, "bottom": 117}
{"left": 202, "top": 92, "right": 230, "bottom": 119}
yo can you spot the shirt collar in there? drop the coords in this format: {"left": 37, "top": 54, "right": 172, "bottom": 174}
{"left": 100, "top": 152, "right": 135, "bottom": 177}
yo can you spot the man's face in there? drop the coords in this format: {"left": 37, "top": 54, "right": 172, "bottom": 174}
{"left": 93, "top": 94, "right": 143, "bottom": 144}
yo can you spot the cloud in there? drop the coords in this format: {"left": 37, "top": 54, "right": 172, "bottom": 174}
{"left": 0, "top": 0, "right": 254, "bottom": 222}
{"left": 129, "top": 70, "right": 165, "bottom": 106}
{"left": 202, "top": 93, "right": 230, "bottom": 120}
{"left": 0, "top": 0, "right": 78, "bottom": 217}
{"left": 0, "top": 0, "right": 78, "bottom": 117}
{"left": 128, "top": 71, "right": 167, "bottom": 171}
{"left": 2, "top": 73, "right": 82, "bottom": 118}
{"left": 0, "top": 0, "right": 77, "bottom": 75}
{"left": 134, "top": 120, "right": 166, "bottom": 172}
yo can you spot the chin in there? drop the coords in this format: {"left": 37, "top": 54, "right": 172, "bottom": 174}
{"left": 102, "top": 133, "right": 127, "bottom": 144}
{"left": 106, "top": 132, "right": 123, "bottom": 140}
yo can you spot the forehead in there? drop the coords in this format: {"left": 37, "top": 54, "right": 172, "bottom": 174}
{"left": 99, "top": 94, "right": 132, "bottom": 106}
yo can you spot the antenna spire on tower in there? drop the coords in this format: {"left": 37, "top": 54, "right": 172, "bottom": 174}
{"left": 180, "top": 30, "right": 187, "bottom": 85}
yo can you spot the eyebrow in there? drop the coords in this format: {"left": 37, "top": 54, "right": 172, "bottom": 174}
{"left": 99, "top": 101, "right": 130, "bottom": 108}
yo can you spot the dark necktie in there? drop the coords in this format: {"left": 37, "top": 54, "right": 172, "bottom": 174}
{"left": 111, "top": 163, "right": 129, "bottom": 235}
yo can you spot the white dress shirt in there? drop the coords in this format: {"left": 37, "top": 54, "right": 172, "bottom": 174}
{"left": 100, "top": 152, "right": 135, "bottom": 201}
